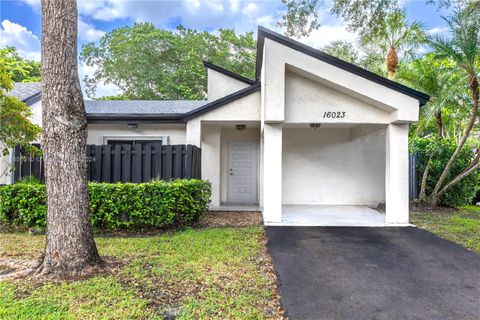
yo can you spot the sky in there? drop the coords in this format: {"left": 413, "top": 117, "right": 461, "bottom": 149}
{"left": 0, "top": 0, "right": 452, "bottom": 97}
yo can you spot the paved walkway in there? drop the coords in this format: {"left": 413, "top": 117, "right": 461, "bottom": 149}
{"left": 266, "top": 205, "right": 392, "bottom": 226}
{"left": 266, "top": 226, "right": 480, "bottom": 320}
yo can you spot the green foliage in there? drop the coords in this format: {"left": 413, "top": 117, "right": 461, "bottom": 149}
{"left": 428, "top": 7, "right": 480, "bottom": 79}
{"left": 397, "top": 54, "right": 469, "bottom": 138}
{"left": 410, "top": 137, "right": 480, "bottom": 207}
{"left": 331, "top": 0, "right": 398, "bottom": 37}
{"left": 277, "top": 0, "right": 322, "bottom": 37}
{"left": 0, "top": 47, "right": 41, "bottom": 83}
{"left": 80, "top": 24, "right": 256, "bottom": 100}
{"left": 0, "top": 179, "right": 211, "bottom": 229}
{"left": 0, "top": 182, "right": 46, "bottom": 227}
{"left": 359, "top": 8, "right": 425, "bottom": 52}
{"left": 322, "top": 40, "right": 359, "bottom": 63}
{"left": 0, "top": 57, "right": 42, "bottom": 157}
{"left": 279, "top": 0, "right": 401, "bottom": 39}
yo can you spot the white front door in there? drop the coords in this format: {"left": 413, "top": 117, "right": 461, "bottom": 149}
{"left": 228, "top": 141, "right": 258, "bottom": 204}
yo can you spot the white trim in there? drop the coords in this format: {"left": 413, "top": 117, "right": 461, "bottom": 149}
{"left": 102, "top": 135, "right": 170, "bottom": 145}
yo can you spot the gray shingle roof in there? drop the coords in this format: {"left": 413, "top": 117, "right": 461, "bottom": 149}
{"left": 84, "top": 100, "right": 207, "bottom": 115}
{"left": 8, "top": 82, "right": 42, "bottom": 104}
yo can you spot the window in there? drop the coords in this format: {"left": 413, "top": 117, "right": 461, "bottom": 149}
{"left": 102, "top": 136, "right": 169, "bottom": 145}
{"left": 107, "top": 139, "right": 163, "bottom": 146}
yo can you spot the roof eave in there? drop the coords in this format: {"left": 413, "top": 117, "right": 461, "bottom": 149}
{"left": 22, "top": 92, "right": 42, "bottom": 106}
{"left": 203, "top": 61, "right": 256, "bottom": 85}
{"left": 86, "top": 113, "right": 185, "bottom": 124}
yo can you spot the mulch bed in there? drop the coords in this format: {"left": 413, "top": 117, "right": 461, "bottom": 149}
{"left": 197, "top": 211, "right": 263, "bottom": 228}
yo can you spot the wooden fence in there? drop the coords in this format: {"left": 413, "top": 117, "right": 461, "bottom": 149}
{"left": 12, "top": 143, "right": 201, "bottom": 183}
{"left": 409, "top": 154, "right": 420, "bottom": 200}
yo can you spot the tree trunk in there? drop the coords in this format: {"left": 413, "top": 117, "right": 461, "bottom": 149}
{"left": 37, "top": 0, "right": 102, "bottom": 277}
{"left": 430, "top": 74, "right": 479, "bottom": 205}
{"left": 437, "top": 150, "right": 480, "bottom": 198}
{"left": 434, "top": 108, "right": 443, "bottom": 138}
{"left": 418, "top": 152, "right": 434, "bottom": 202}
{"left": 386, "top": 46, "right": 398, "bottom": 80}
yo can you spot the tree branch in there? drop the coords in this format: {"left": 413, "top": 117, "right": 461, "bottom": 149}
{"left": 437, "top": 155, "right": 480, "bottom": 198}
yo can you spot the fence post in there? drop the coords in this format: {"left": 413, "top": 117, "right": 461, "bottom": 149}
{"left": 174, "top": 145, "right": 183, "bottom": 179}
{"left": 152, "top": 142, "right": 162, "bottom": 179}
{"left": 143, "top": 143, "right": 152, "bottom": 182}
{"left": 165, "top": 145, "right": 173, "bottom": 180}
{"left": 185, "top": 145, "right": 193, "bottom": 179}
{"left": 113, "top": 144, "right": 122, "bottom": 182}
{"left": 102, "top": 145, "right": 111, "bottom": 182}
{"left": 132, "top": 144, "right": 142, "bottom": 183}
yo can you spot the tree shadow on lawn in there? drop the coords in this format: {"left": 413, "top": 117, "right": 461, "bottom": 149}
{"left": 0, "top": 216, "right": 284, "bottom": 319}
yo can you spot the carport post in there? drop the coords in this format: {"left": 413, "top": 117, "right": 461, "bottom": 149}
{"left": 385, "top": 123, "right": 410, "bottom": 224}
{"left": 262, "top": 123, "right": 283, "bottom": 223}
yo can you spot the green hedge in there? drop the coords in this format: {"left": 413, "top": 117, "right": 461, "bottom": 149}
{"left": 0, "top": 179, "right": 211, "bottom": 229}
{"left": 410, "top": 137, "right": 480, "bottom": 207}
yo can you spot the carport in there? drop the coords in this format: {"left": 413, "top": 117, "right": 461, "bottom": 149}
{"left": 258, "top": 33, "right": 428, "bottom": 226}
{"left": 279, "top": 123, "right": 388, "bottom": 226}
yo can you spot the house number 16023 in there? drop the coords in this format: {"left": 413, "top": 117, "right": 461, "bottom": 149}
{"left": 323, "top": 111, "right": 346, "bottom": 119}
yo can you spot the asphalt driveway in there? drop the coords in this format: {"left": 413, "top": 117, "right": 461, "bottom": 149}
{"left": 266, "top": 227, "right": 480, "bottom": 320}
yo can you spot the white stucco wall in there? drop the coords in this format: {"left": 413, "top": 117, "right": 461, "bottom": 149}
{"left": 282, "top": 125, "right": 386, "bottom": 207}
{"left": 196, "top": 91, "right": 261, "bottom": 122}
{"left": 29, "top": 100, "right": 43, "bottom": 127}
{"left": 87, "top": 123, "right": 186, "bottom": 145}
{"left": 285, "top": 72, "right": 392, "bottom": 124}
{"left": 201, "top": 125, "right": 222, "bottom": 206}
{"left": 207, "top": 68, "right": 249, "bottom": 102}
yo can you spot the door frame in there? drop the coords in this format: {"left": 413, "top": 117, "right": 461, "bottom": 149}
{"left": 227, "top": 140, "right": 259, "bottom": 204}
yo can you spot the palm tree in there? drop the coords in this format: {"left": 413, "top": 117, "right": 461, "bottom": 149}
{"left": 427, "top": 8, "right": 480, "bottom": 204}
{"left": 361, "top": 9, "right": 425, "bottom": 79}
{"left": 396, "top": 54, "right": 465, "bottom": 138}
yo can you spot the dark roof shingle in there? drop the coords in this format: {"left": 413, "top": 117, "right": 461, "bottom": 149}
{"left": 84, "top": 100, "right": 207, "bottom": 115}
{"left": 8, "top": 82, "right": 42, "bottom": 105}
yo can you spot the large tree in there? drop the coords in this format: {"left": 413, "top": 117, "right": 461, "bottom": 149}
{"left": 36, "top": 0, "right": 102, "bottom": 277}
{"left": 278, "top": 0, "right": 458, "bottom": 38}
{"left": 81, "top": 24, "right": 256, "bottom": 100}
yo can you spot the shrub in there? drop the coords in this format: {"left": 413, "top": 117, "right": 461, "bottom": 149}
{"left": 410, "top": 137, "right": 480, "bottom": 207}
{"left": 0, "top": 179, "right": 211, "bottom": 229}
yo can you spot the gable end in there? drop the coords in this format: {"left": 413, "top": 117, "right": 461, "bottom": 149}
{"left": 255, "top": 26, "right": 429, "bottom": 106}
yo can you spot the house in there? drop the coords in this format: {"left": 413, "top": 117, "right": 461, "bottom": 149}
{"left": 2, "top": 27, "right": 429, "bottom": 226}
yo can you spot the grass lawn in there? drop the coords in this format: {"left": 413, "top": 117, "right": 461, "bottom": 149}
{"left": 411, "top": 205, "right": 480, "bottom": 253}
{"left": 0, "top": 216, "right": 284, "bottom": 319}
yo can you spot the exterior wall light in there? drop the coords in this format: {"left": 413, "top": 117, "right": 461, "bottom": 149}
{"left": 309, "top": 123, "right": 321, "bottom": 129}
{"left": 236, "top": 124, "right": 247, "bottom": 131}
{"left": 127, "top": 123, "right": 138, "bottom": 130}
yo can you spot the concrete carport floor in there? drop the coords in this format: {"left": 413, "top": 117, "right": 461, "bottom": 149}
{"left": 266, "top": 226, "right": 480, "bottom": 320}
